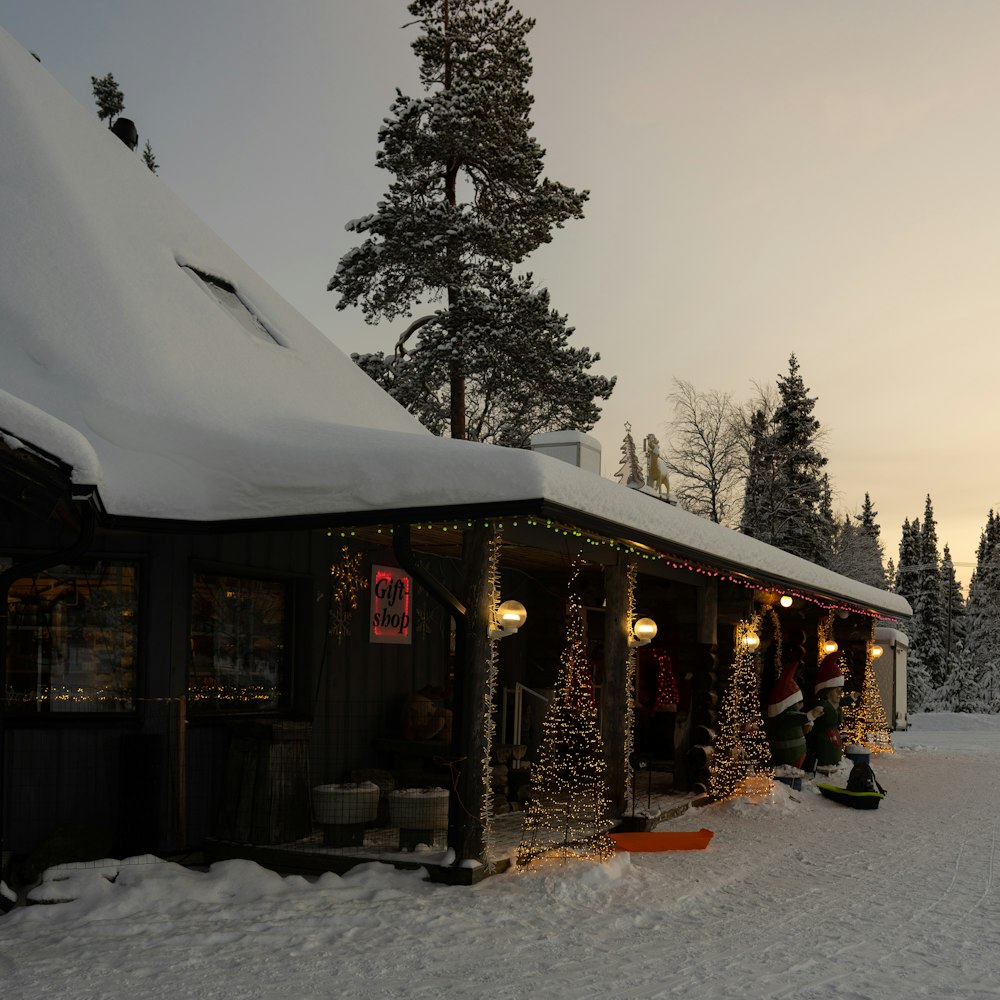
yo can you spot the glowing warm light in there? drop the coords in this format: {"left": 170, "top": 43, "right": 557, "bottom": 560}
{"left": 708, "top": 617, "right": 773, "bottom": 802}
{"left": 823, "top": 640, "right": 839, "bottom": 654}
{"left": 871, "top": 644, "right": 884, "bottom": 659}
{"left": 490, "top": 598, "right": 528, "bottom": 640}
{"left": 518, "top": 561, "right": 615, "bottom": 866}
{"left": 630, "top": 617, "right": 657, "bottom": 647}
{"left": 779, "top": 595, "right": 793, "bottom": 608}
{"left": 497, "top": 599, "right": 527, "bottom": 629}
{"left": 842, "top": 624, "right": 893, "bottom": 754}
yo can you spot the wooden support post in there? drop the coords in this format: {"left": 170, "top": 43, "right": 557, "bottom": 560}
{"left": 602, "top": 553, "right": 632, "bottom": 816}
{"left": 449, "top": 523, "right": 498, "bottom": 863}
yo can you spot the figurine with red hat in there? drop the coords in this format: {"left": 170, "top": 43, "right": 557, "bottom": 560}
{"left": 807, "top": 653, "right": 852, "bottom": 771}
{"left": 766, "top": 660, "right": 822, "bottom": 769}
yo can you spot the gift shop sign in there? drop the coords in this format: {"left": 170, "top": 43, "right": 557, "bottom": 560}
{"left": 370, "top": 566, "right": 412, "bottom": 645}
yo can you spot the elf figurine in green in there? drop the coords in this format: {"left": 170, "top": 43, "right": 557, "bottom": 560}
{"left": 808, "top": 653, "right": 851, "bottom": 773}
{"left": 767, "top": 660, "right": 822, "bottom": 770}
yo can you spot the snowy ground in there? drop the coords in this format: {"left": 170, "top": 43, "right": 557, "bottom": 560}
{"left": 3, "top": 712, "right": 1000, "bottom": 1000}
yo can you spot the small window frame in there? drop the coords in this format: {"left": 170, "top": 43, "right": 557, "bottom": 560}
{"left": 181, "top": 263, "right": 285, "bottom": 347}
{"left": 2, "top": 557, "right": 142, "bottom": 716}
{"left": 188, "top": 571, "right": 292, "bottom": 715}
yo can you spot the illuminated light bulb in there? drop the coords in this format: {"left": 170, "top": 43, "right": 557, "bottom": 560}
{"left": 630, "top": 617, "right": 658, "bottom": 647}
{"left": 871, "top": 645, "right": 884, "bottom": 659}
{"left": 498, "top": 599, "right": 527, "bottom": 627}
{"left": 824, "top": 640, "right": 839, "bottom": 654}
{"left": 490, "top": 599, "right": 528, "bottom": 639}
{"left": 743, "top": 631, "right": 761, "bottom": 650}
{"left": 780, "top": 595, "right": 793, "bottom": 608}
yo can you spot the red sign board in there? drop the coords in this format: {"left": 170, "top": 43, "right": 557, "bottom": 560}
{"left": 370, "top": 565, "right": 412, "bottom": 645}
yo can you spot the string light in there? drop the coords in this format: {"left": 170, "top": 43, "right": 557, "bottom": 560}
{"left": 654, "top": 650, "right": 679, "bottom": 708}
{"left": 708, "top": 616, "right": 773, "bottom": 802}
{"left": 328, "top": 516, "right": 894, "bottom": 621}
{"left": 329, "top": 545, "right": 368, "bottom": 642}
{"left": 817, "top": 610, "right": 836, "bottom": 666}
{"left": 842, "top": 620, "right": 893, "bottom": 754}
{"left": 624, "top": 562, "right": 638, "bottom": 805}
{"left": 478, "top": 524, "right": 504, "bottom": 869}
{"left": 518, "top": 559, "right": 615, "bottom": 866}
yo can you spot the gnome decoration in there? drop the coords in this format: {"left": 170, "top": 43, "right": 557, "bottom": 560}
{"left": 807, "top": 653, "right": 852, "bottom": 773}
{"left": 767, "top": 660, "right": 821, "bottom": 769}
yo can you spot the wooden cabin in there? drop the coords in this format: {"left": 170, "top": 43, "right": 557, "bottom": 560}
{"left": 0, "top": 29, "right": 909, "bottom": 884}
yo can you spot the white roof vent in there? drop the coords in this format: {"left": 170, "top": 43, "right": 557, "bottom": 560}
{"left": 529, "top": 430, "right": 602, "bottom": 476}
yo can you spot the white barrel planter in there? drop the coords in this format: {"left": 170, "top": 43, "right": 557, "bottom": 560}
{"left": 387, "top": 788, "right": 450, "bottom": 850}
{"left": 312, "top": 781, "right": 380, "bottom": 846}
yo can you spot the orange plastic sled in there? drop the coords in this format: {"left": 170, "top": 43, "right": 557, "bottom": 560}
{"left": 609, "top": 828, "right": 714, "bottom": 852}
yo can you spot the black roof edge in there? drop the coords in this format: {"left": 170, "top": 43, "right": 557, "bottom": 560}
{"left": 99, "top": 496, "right": 900, "bottom": 618}
{"left": 0, "top": 427, "right": 103, "bottom": 516}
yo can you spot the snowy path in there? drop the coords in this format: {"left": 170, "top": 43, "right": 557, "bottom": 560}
{"left": 3, "top": 715, "right": 1000, "bottom": 1000}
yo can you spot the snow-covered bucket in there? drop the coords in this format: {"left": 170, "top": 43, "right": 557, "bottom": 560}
{"left": 312, "top": 782, "right": 380, "bottom": 845}
{"left": 387, "top": 788, "right": 450, "bottom": 849}
{"left": 845, "top": 745, "right": 870, "bottom": 764}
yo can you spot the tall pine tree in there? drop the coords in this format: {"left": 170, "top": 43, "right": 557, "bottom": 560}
{"left": 331, "top": 1, "right": 614, "bottom": 443}
{"left": 740, "top": 355, "right": 835, "bottom": 565}
{"left": 930, "top": 545, "right": 971, "bottom": 710}
{"left": 829, "top": 496, "right": 885, "bottom": 588}
{"left": 915, "top": 496, "right": 947, "bottom": 691}
{"left": 895, "top": 516, "right": 931, "bottom": 711}
{"left": 964, "top": 511, "right": 1000, "bottom": 711}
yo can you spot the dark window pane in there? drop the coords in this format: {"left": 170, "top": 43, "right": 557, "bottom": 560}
{"left": 3, "top": 560, "right": 138, "bottom": 713}
{"left": 189, "top": 574, "right": 287, "bottom": 712}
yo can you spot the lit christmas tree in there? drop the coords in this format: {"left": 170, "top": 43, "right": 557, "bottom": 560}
{"left": 518, "top": 563, "right": 615, "bottom": 864}
{"left": 708, "top": 617, "right": 773, "bottom": 801}
{"left": 842, "top": 623, "right": 893, "bottom": 754}
{"left": 654, "top": 651, "right": 679, "bottom": 708}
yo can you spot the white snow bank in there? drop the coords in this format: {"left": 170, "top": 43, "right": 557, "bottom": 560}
{"left": 5, "top": 715, "right": 1000, "bottom": 1000}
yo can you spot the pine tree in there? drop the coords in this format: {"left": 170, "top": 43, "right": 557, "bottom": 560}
{"left": 739, "top": 407, "right": 777, "bottom": 541}
{"left": 964, "top": 512, "right": 1000, "bottom": 711}
{"left": 740, "top": 355, "right": 835, "bottom": 565}
{"left": 829, "top": 498, "right": 885, "bottom": 588}
{"left": 914, "top": 496, "right": 947, "bottom": 691}
{"left": 350, "top": 275, "right": 612, "bottom": 446}
{"left": 884, "top": 557, "right": 897, "bottom": 591}
{"left": 895, "top": 517, "right": 931, "bottom": 711}
{"left": 930, "top": 546, "right": 972, "bottom": 710}
{"left": 142, "top": 140, "right": 159, "bottom": 174}
{"left": 331, "top": 1, "right": 612, "bottom": 443}
{"left": 91, "top": 72, "right": 124, "bottom": 127}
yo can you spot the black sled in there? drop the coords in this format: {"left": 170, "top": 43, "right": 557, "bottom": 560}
{"left": 817, "top": 758, "right": 887, "bottom": 809}
{"left": 816, "top": 783, "right": 885, "bottom": 809}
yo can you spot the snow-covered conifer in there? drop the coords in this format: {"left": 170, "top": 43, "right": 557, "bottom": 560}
{"left": 739, "top": 355, "right": 834, "bottom": 565}
{"left": 964, "top": 512, "right": 1000, "bottom": 711}
{"left": 331, "top": 1, "right": 612, "bottom": 442}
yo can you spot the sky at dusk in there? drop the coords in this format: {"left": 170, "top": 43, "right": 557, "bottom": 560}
{"left": 3, "top": 0, "right": 997, "bottom": 588}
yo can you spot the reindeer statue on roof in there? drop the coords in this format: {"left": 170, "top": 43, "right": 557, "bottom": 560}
{"left": 643, "top": 433, "right": 670, "bottom": 500}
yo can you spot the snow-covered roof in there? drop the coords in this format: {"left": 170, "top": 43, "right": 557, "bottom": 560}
{"left": 0, "top": 28, "right": 909, "bottom": 621}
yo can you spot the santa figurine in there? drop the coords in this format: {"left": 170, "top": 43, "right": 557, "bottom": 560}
{"left": 767, "top": 660, "right": 822, "bottom": 770}
{"left": 808, "top": 653, "right": 851, "bottom": 773}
